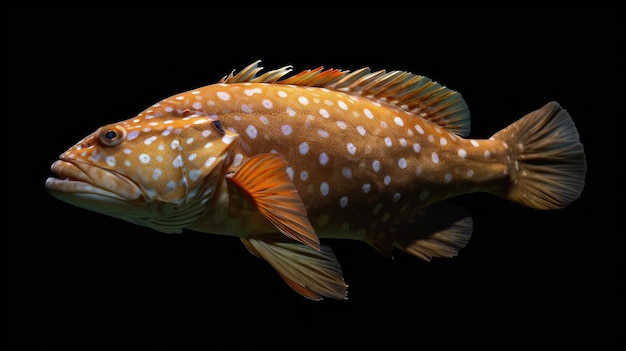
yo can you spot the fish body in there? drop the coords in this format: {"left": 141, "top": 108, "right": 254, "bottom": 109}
{"left": 46, "top": 61, "right": 587, "bottom": 300}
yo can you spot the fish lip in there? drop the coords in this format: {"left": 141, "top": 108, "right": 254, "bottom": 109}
{"left": 45, "top": 159, "right": 144, "bottom": 201}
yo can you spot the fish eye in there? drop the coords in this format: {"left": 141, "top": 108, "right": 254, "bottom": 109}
{"left": 213, "top": 120, "right": 225, "bottom": 134}
{"left": 98, "top": 125, "right": 126, "bottom": 147}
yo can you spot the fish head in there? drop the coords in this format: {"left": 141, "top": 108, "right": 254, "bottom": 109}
{"left": 45, "top": 105, "right": 239, "bottom": 233}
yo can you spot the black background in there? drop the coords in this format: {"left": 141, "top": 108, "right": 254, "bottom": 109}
{"left": 11, "top": 10, "right": 618, "bottom": 345}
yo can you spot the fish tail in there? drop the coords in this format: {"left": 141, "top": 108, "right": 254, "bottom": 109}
{"left": 492, "top": 101, "right": 587, "bottom": 210}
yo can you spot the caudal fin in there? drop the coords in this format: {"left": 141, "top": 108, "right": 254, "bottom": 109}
{"left": 492, "top": 101, "right": 586, "bottom": 210}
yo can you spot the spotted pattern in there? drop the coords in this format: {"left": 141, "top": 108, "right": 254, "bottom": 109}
{"left": 58, "top": 78, "right": 505, "bottom": 245}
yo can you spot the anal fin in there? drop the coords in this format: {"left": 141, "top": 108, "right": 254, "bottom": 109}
{"left": 394, "top": 201, "right": 473, "bottom": 261}
{"left": 241, "top": 235, "right": 348, "bottom": 301}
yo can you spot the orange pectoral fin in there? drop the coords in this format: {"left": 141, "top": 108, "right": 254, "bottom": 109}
{"left": 227, "top": 153, "right": 320, "bottom": 251}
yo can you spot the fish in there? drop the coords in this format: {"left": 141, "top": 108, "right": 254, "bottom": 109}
{"left": 45, "top": 60, "right": 587, "bottom": 301}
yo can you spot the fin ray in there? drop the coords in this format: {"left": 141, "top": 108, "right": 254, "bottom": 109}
{"left": 394, "top": 202, "right": 473, "bottom": 261}
{"left": 221, "top": 61, "right": 471, "bottom": 136}
{"left": 242, "top": 235, "right": 348, "bottom": 301}
{"left": 228, "top": 153, "right": 320, "bottom": 250}
{"left": 492, "top": 101, "right": 587, "bottom": 209}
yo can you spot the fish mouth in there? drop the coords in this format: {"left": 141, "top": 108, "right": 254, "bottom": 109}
{"left": 45, "top": 159, "right": 144, "bottom": 201}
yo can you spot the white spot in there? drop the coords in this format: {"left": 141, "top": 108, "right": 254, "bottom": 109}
{"left": 458, "top": 149, "right": 467, "bottom": 158}
{"left": 205, "top": 156, "right": 216, "bottom": 167}
{"left": 319, "top": 152, "right": 329, "bottom": 165}
{"left": 123, "top": 148, "right": 131, "bottom": 154}
{"left": 262, "top": 99, "right": 273, "bottom": 109}
{"left": 339, "top": 196, "right": 348, "bottom": 208}
{"left": 124, "top": 160, "right": 131, "bottom": 167}
{"left": 175, "top": 96, "right": 185, "bottom": 101}
{"left": 189, "top": 169, "right": 203, "bottom": 182}
{"left": 298, "top": 96, "right": 309, "bottom": 105}
{"left": 188, "top": 153, "right": 197, "bottom": 161}
{"left": 192, "top": 102, "right": 202, "bottom": 110}
{"left": 241, "top": 104, "right": 253, "bottom": 113}
{"left": 300, "top": 170, "right": 309, "bottom": 181}
{"left": 337, "top": 100, "right": 348, "bottom": 110}
{"left": 399, "top": 138, "right": 407, "bottom": 147}
{"left": 413, "top": 143, "right": 421, "bottom": 153}
{"left": 372, "top": 160, "right": 381, "bottom": 172}
{"left": 164, "top": 107, "right": 173, "bottom": 113}
{"left": 170, "top": 140, "right": 180, "bottom": 150}
{"left": 392, "top": 193, "right": 401, "bottom": 203}
{"left": 286, "top": 166, "right": 294, "bottom": 181}
{"left": 384, "top": 137, "right": 392, "bottom": 147}
{"left": 467, "top": 169, "right": 474, "bottom": 177}
{"left": 186, "top": 137, "right": 194, "bottom": 145}
{"left": 193, "top": 118, "right": 209, "bottom": 125}
{"left": 233, "top": 153, "right": 243, "bottom": 166}
{"left": 172, "top": 155, "right": 183, "bottom": 168}
{"left": 414, "top": 124, "right": 424, "bottom": 134}
{"left": 139, "top": 153, "right": 150, "bottom": 164}
{"left": 356, "top": 125, "right": 366, "bottom": 136}
{"left": 244, "top": 87, "right": 262, "bottom": 96}
{"left": 515, "top": 160, "right": 519, "bottom": 170}
{"left": 299, "top": 142, "right": 309, "bottom": 155}
{"left": 428, "top": 135, "right": 434, "bottom": 142}
{"left": 336, "top": 120, "right": 347, "bottom": 129}
{"left": 484, "top": 150, "right": 491, "bottom": 159}
{"left": 362, "top": 183, "right": 371, "bottom": 193}
{"left": 470, "top": 140, "right": 480, "bottom": 147}
{"left": 431, "top": 152, "right": 439, "bottom": 163}
{"left": 245, "top": 125, "right": 258, "bottom": 139}
{"left": 167, "top": 180, "right": 177, "bottom": 190}
{"left": 440, "top": 137, "right": 447, "bottom": 146}
{"left": 394, "top": 116, "right": 404, "bottom": 127}
{"left": 444, "top": 173, "right": 452, "bottom": 183}
{"left": 278, "top": 90, "right": 287, "bottom": 98}
{"left": 342, "top": 167, "right": 352, "bottom": 179}
{"left": 105, "top": 156, "right": 116, "bottom": 167}
{"left": 347, "top": 143, "right": 357, "bottom": 155}
{"left": 127, "top": 130, "right": 139, "bottom": 140}
{"left": 281, "top": 125, "right": 292, "bottom": 136}
{"left": 363, "top": 108, "right": 374, "bottom": 119}
{"left": 319, "top": 108, "right": 330, "bottom": 118}
{"left": 217, "top": 91, "right": 230, "bottom": 101}
{"left": 202, "top": 130, "right": 211, "bottom": 137}
{"left": 320, "top": 182, "right": 329, "bottom": 196}
{"left": 286, "top": 106, "right": 296, "bottom": 117}
{"left": 416, "top": 165, "right": 423, "bottom": 175}
{"left": 152, "top": 168, "right": 162, "bottom": 180}
{"left": 204, "top": 142, "right": 213, "bottom": 149}
{"left": 259, "top": 116, "right": 269, "bottom": 125}
{"left": 384, "top": 175, "right": 391, "bottom": 185}
{"left": 317, "top": 129, "right": 329, "bottom": 138}
{"left": 398, "top": 158, "right": 407, "bottom": 169}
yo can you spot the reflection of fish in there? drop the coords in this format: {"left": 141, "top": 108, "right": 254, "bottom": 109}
{"left": 46, "top": 61, "right": 587, "bottom": 300}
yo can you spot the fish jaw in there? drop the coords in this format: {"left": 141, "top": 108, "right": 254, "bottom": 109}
{"left": 46, "top": 159, "right": 144, "bottom": 200}
{"left": 45, "top": 158, "right": 153, "bottom": 224}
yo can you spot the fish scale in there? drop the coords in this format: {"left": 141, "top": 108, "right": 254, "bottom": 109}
{"left": 46, "top": 61, "right": 587, "bottom": 301}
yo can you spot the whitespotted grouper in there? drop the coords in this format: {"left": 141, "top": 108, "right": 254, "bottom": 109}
{"left": 46, "top": 61, "right": 587, "bottom": 300}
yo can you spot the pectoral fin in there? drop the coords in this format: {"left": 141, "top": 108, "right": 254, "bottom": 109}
{"left": 241, "top": 235, "right": 348, "bottom": 301}
{"left": 227, "top": 153, "right": 320, "bottom": 250}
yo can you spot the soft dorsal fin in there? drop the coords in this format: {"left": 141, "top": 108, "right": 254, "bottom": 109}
{"left": 226, "top": 153, "right": 320, "bottom": 251}
{"left": 220, "top": 60, "right": 471, "bottom": 137}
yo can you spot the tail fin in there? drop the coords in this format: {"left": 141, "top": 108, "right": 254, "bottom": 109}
{"left": 491, "top": 101, "right": 586, "bottom": 210}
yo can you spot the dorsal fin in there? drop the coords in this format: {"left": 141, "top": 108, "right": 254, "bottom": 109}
{"left": 220, "top": 60, "right": 471, "bottom": 137}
